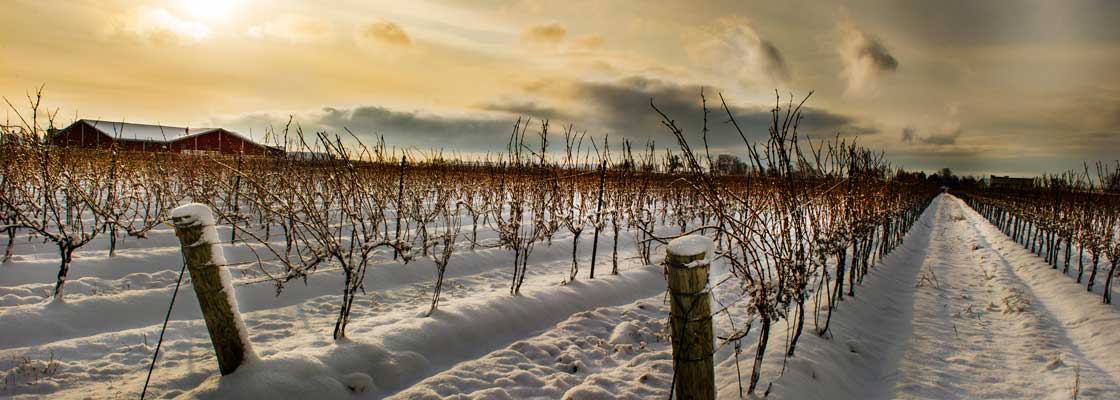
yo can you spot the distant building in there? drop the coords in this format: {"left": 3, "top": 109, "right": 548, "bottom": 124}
{"left": 989, "top": 175, "right": 1034, "bottom": 190}
{"left": 50, "top": 119, "right": 284, "bottom": 156}
{"left": 287, "top": 151, "right": 336, "bottom": 161}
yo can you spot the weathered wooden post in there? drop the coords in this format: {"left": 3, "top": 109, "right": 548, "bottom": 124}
{"left": 665, "top": 235, "right": 715, "bottom": 400}
{"left": 172, "top": 203, "right": 255, "bottom": 375}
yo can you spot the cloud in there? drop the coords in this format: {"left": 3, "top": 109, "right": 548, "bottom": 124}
{"left": 570, "top": 34, "right": 606, "bottom": 51}
{"left": 919, "top": 127, "right": 962, "bottom": 145}
{"left": 887, "top": 147, "right": 991, "bottom": 173}
{"left": 317, "top": 107, "right": 514, "bottom": 147}
{"left": 110, "top": 7, "right": 209, "bottom": 44}
{"left": 840, "top": 24, "right": 899, "bottom": 95}
{"left": 482, "top": 100, "right": 569, "bottom": 121}
{"left": 691, "top": 18, "right": 791, "bottom": 85}
{"left": 247, "top": 16, "right": 334, "bottom": 44}
{"left": 904, "top": 106, "right": 963, "bottom": 146}
{"left": 211, "top": 106, "right": 515, "bottom": 150}
{"left": 361, "top": 21, "right": 412, "bottom": 46}
{"left": 521, "top": 23, "right": 567, "bottom": 45}
{"left": 570, "top": 76, "right": 876, "bottom": 148}
{"left": 212, "top": 76, "right": 877, "bottom": 154}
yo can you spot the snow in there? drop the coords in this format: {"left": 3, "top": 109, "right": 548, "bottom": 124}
{"left": 343, "top": 372, "right": 374, "bottom": 393}
{"left": 763, "top": 194, "right": 1120, "bottom": 400}
{"left": 189, "top": 352, "right": 354, "bottom": 399}
{"left": 607, "top": 321, "right": 642, "bottom": 345}
{"left": 5, "top": 194, "right": 1120, "bottom": 399}
{"left": 391, "top": 297, "right": 673, "bottom": 399}
{"left": 171, "top": 203, "right": 217, "bottom": 229}
{"left": 0, "top": 214, "right": 675, "bottom": 398}
{"left": 187, "top": 266, "right": 667, "bottom": 399}
{"left": 78, "top": 119, "right": 208, "bottom": 142}
{"left": 667, "top": 235, "right": 712, "bottom": 258}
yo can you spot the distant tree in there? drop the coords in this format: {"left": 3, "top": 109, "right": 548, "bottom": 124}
{"left": 1104, "top": 167, "right": 1120, "bottom": 193}
{"left": 893, "top": 169, "right": 929, "bottom": 183}
{"left": 713, "top": 154, "right": 748, "bottom": 175}
{"left": 666, "top": 153, "right": 683, "bottom": 173}
{"left": 932, "top": 167, "right": 962, "bottom": 188}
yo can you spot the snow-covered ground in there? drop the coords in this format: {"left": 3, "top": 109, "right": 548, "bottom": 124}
{"left": 3, "top": 194, "right": 1119, "bottom": 399}
{"left": 766, "top": 195, "right": 1120, "bottom": 400}
{"left": 0, "top": 217, "right": 681, "bottom": 399}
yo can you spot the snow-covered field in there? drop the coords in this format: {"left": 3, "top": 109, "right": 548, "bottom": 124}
{"left": 2, "top": 194, "right": 1119, "bottom": 399}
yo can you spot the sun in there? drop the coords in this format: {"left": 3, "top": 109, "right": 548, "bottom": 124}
{"left": 179, "top": 0, "right": 237, "bottom": 19}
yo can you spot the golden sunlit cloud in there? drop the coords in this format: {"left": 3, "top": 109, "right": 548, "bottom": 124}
{"left": 361, "top": 21, "right": 412, "bottom": 46}
{"left": 111, "top": 6, "right": 209, "bottom": 44}
{"left": 247, "top": 15, "right": 334, "bottom": 44}
{"left": 521, "top": 23, "right": 567, "bottom": 45}
{"left": 570, "top": 35, "right": 606, "bottom": 51}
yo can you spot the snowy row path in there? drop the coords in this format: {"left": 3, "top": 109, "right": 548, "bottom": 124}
{"left": 768, "top": 194, "right": 1120, "bottom": 399}
{"left": 882, "top": 195, "right": 1120, "bottom": 398}
{"left": 961, "top": 195, "right": 1120, "bottom": 394}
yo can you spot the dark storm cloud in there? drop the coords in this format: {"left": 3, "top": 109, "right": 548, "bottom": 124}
{"left": 316, "top": 106, "right": 515, "bottom": 148}
{"left": 853, "top": 0, "right": 1120, "bottom": 46}
{"left": 1069, "top": 131, "right": 1120, "bottom": 164}
{"left": 1086, "top": 131, "right": 1120, "bottom": 142}
{"left": 481, "top": 100, "right": 569, "bottom": 121}
{"left": 858, "top": 37, "right": 898, "bottom": 72}
{"left": 214, "top": 77, "right": 879, "bottom": 153}
{"left": 840, "top": 25, "right": 899, "bottom": 94}
{"left": 572, "top": 76, "right": 877, "bottom": 148}
{"left": 919, "top": 128, "right": 962, "bottom": 145}
{"left": 888, "top": 147, "right": 991, "bottom": 173}
{"left": 758, "top": 40, "right": 792, "bottom": 83}
{"left": 212, "top": 106, "right": 516, "bottom": 150}
{"left": 325, "top": 76, "right": 877, "bottom": 152}
{"left": 901, "top": 127, "right": 915, "bottom": 143}
{"left": 889, "top": 146, "right": 1089, "bottom": 177}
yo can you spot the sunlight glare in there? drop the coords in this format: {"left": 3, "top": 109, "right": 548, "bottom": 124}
{"left": 179, "top": 0, "right": 237, "bottom": 19}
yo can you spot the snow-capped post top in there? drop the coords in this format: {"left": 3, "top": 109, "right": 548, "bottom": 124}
{"left": 171, "top": 203, "right": 217, "bottom": 228}
{"left": 666, "top": 235, "right": 713, "bottom": 268}
{"left": 668, "top": 235, "right": 712, "bottom": 257}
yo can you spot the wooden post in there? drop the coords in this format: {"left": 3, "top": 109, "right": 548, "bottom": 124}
{"left": 172, "top": 203, "right": 254, "bottom": 376}
{"left": 665, "top": 235, "right": 715, "bottom": 400}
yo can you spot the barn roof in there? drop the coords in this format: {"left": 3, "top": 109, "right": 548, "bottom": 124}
{"left": 177, "top": 127, "right": 259, "bottom": 145}
{"left": 76, "top": 119, "right": 217, "bottom": 142}
{"left": 66, "top": 120, "right": 279, "bottom": 150}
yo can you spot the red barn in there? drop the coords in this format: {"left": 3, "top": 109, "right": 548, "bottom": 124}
{"left": 50, "top": 119, "right": 284, "bottom": 156}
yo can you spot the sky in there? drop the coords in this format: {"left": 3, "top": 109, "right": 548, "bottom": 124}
{"left": 2, "top": 0, "right": 1119, "bottom": 176}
